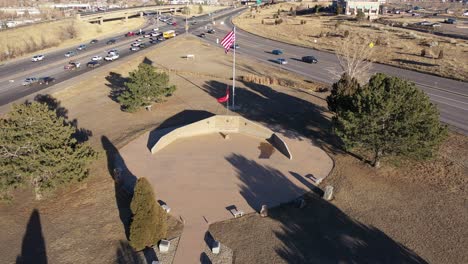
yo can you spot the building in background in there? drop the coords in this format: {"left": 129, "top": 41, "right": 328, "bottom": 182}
{"left": 333, "top": 0, "right": 383, "bottom": 19}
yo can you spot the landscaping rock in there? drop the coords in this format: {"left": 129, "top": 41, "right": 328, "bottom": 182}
{"left": 323, "top": 185, "right": 334, "bottom": 201}
{"left": 260, "top": 205, "right": 268, "bottom": 217}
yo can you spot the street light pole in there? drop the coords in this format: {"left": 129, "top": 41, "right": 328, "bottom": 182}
{"left": 185, "top": 3, "right": 188, "bottom": 34}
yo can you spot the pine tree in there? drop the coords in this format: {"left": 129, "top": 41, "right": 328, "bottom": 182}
{"left": 129, "top": 177, "right": 167, "bottom": 251}
{"left": 118, "top": 63, "right": 176, "bottom": 112}
{"left": 332, "top": 73, "right": 447, "bottom": 168}
{"left": 327, "top": 73, "right": 361, "bottom": 113}
{"left": 356, "top": 10, "right": 366, "bottom": 21}
{"left": 0, "top": 102, "right": 96, "bottom": 200}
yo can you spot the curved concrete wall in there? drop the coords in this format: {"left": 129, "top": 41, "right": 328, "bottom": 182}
{"left": 151, "top": 115, "right": 292, "bottom": 159}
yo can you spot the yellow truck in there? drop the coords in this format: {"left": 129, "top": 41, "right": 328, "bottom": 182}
{"left": 163, "top": 30, "right": 176, "bottom": 39}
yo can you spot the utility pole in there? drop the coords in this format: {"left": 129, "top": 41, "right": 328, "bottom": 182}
{"left": 185, "top": 3, "right": 188, "bottom": 34}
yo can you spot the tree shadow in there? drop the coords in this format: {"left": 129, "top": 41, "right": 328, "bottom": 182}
{"left": 393, "top": 59, "right": 437, "bottom": 67}
{"left": 226, "top": 154, "right": 306, "bottom": 211}
{"left": 200, "top": 252, "right": 212, "bottom": 264}
{"left": 147, "top": 109, "right": 214, "bottom": 152}
{"left": 222, "top": 154, "right": 428, "bottom": 264}
{"left": 142, "top": 247, "right": 158, "bottom": 264}
{"left": 115, "top": 240, "right": 146, "bottom": 264}
{"left": 16, "top": 209, "right": 47, "bottom": 264}
{"left": 105, "top": 72, "right": 128, "bottom": 103}
{"left": 101, "top": 136, "right": 137, "bottom": 239}
{"left": 271, "top": 193, "right": 428, "bottom": 264}
{"left": 33, "top": 94, "right": 92, "bottom": 143}
{"left": 201, "top": 80, "right": 341, "bottom": 155}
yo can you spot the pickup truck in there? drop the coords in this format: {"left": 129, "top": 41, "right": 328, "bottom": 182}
{"left": 105, "top": 53, "right": 120, "bottom": 61}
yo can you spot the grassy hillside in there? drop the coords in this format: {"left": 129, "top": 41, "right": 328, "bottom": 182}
{"left": 0, "top": 17, "right": 145, "bottom": 62}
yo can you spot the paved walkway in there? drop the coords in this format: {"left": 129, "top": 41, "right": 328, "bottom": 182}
{"left": 120, "top": 131, "right": 333, "bottom": 263}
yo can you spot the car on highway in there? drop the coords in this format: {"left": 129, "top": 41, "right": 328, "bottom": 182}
{"left": 152, "top": 28, "right": 159, "bottom": 31}
{"left": 302, "top": 56, "right": 318, "bottom": 64}
{"left": 275, "top": 58, "right": 288, "bottom": 65}
{"left": 191, "top": 21, "right": 197, "bottom": 25}
{"left": 108, "top": 49, "right": 118, "bottom": 55}
{"left": 125, "top": 32, "right": 135, "bottom": 37}
{"left": 445, "top": 18, "right": 457, "bottom": 24}
{"left": 150, "top": 39, "right": 159, "bottom": 44}
{"left": 22, "top": 77, "right": 38, "bottom": 86}
{"left": 91, "top": 55, "right": 103, "bottom": 61}
{"left": 77, "top": 44, "right": 87, "bottom": 51}
{"left": 106, "top": 39, "right": 117, "bottom": 45}
{"left": 144, "top": 34, "right": 151, "bottom": 38}
{"left": 65, "top": 51, "right": 77, "bottom": 57}
{"left": 272, "top": 49, "right": 283, "bottom": 55}
{"left": 38, "top": 77, "right": 56, "bottom": 85}
{"left": 131, "top": 42, "right": 141, "bottom": 47}
{"left": 417, "top": 21, "right": 432, "bottom": 26}
{"left": 64, "top": 61, "right": 81, "bottom": 70}
{"left": 105, "top": 53, "right": 119, "bottom": 61}
{"left": 136, "top": 30, "right": 146, "bottom": 35}
{"left": 172, "top": 22, "right": 177, "bottom": 26}
{"left": 31, "top": 54, "right": 44, "bottom": 62}
{"left": 231, "top": 44, "right": 239, "bottom": 49}
{"left": 139, "top": 43, "right": 147, "bottom": 49}
{"left": 207, "top": 29, "right": 215, "bottom": 34}
{"left": 199, "top": 33, "right": 206, "bottom": 38}
{"left": 136, "top": 38, "right": 144, "bottom": 42}
{"left": 87, "top": 61, "right": 101, "bottom": 68}
{"left": 151, "top": 32, "right": 162, "bottom": 37}
{"left": 130, "top": 46, "right": 140, "bottom": 51}
{"left": 90, "top": 39, "right": 99, "bottom": 44}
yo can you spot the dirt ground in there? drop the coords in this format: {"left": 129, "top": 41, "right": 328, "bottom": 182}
{"left": 0, "top": 35, "right": 326, "bottom": 264}
{"left": 233, "top": 3, "right": 468, "bottom": 81}
{"left": 0, "top": 35, "right": 466, "bottom": 263}
{"left": 0, "top": 17, "right": 145, "bottom": 63}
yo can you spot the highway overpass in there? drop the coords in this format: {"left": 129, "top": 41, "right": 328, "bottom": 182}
{"left": 77, "top": 5, "right": 186, "bottom": 24}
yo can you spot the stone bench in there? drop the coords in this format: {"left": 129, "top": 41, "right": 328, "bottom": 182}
{"left": 230, "top": 208, "right": 244, "bottom": 218}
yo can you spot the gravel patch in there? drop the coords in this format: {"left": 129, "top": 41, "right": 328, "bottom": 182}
{"left": 202, "top": 241, "right": 233, "bottom": 264}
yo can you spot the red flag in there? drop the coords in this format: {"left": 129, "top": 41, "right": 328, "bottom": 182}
{"left": 220, "top": 29, "right": 235, "bottom": 54}
{"left": 217, "top": 86, "right": 230, "bottom": 103}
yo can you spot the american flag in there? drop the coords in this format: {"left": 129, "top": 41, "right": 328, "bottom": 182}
{"left": 220, "top": 29, "right": 236, "bottom": 53}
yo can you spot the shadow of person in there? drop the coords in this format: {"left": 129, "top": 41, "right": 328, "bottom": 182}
{"left": 101, "top": 136, "right": 137, "bottom": 239}
{"left": 16, "top": 209, "right": 47, "bottom": 264}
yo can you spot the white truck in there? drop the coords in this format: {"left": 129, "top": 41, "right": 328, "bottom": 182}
{"left": 105, "top": 53, "right": 120, "bottom": 61}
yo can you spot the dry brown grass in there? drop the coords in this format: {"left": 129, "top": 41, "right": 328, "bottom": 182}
{"left": 0, "top": 17, "right": 145, "bottom": 62}
{"left": 234, "top": 3, "right": 468, "bottom": 81}
{"left": 0, "top": 35, "right": 328, "bottom": 263}
{"left": 210, "top": 132, "right": 468, "bottom": 264}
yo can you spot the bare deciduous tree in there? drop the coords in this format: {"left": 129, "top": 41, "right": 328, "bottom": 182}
{"left": 330, "top": 36, "right": 375, "bottom": 84}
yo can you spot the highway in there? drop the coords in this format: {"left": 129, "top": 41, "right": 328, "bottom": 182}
{"left": 0, "top": 7, "right": 237, "bottom": 106}
{"left": 191, "top": 14, "right": 468, "bottom": 134}
{"left": 0, "top": 7, "right": 467, "bottom": 135}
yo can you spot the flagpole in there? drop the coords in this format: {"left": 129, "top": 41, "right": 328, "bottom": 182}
{"left": 232, "top": 26, "right": 236, "bottom": 111}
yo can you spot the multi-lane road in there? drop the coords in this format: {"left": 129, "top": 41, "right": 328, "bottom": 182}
{"left": 0, "top": 7, "right": 467, "bottom": 134}
{"left": 192, "top": 14, "right": 468, "bottom": 134}
{"left": 0, "top": 7, "right": 237, "bottom": 106}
